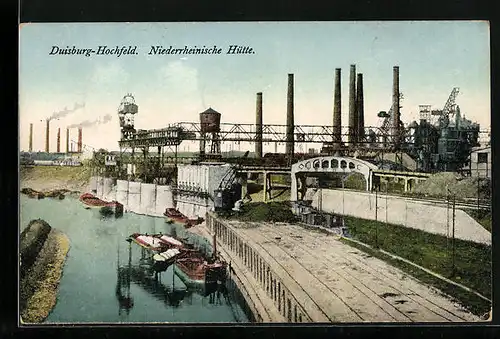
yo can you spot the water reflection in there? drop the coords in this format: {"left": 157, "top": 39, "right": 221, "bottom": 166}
{"left": 115, "top": 229, "right": 231, "bottom": 320}
{"left": 20, "top": 195, "right": 248, "bottom": 323}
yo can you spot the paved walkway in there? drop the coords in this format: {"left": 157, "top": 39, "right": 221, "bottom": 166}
{"left": 221, "top": 220, "right": 482, "bottom": 323}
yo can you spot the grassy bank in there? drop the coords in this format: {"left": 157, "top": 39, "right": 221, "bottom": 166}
{"left": 21, "top": 162, "right": 92, "bottom": 183}
{"left": 20, "top": 162, "right": 92, "bottom": 192}
{"left": 343, "top": 215, "right": 491, "bottom": 315}
{"left": 20, "top": 222, "right": 70, "bottom": 323}
{"left": 463, "top": 209, "right": 492, "bottom": 232}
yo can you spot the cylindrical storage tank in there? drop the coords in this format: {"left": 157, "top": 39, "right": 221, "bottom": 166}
{"left": 155, "top": 185, "right": 175, "bottom": 215}
{"left": 195, "top": 166, "right": 201, "bottom": 189}
{"left": 202, "top": 166, "right": 209, "bottom": 193}
{"left": 178, "top": 202, "right": 186, "bottom": 217}
{"left": 200, "top": 108, "right": 221, "bottom": 133}
{"left": 116, "top": 180, "right": 129, "bottom": 208}
{"left": 140, "top": 183, "right": 157, "bottom": 215}
{"left": 128, "top": 181, "right": 142, "bottom": 214}
{"left": 96, "top": 177, "right": 104, "bottom": 198}
{"left": 189, "top": 204, "right": 196, "bottom": 219}
{"left": 103, "top": 177, "right": 114, "bottom": 201}
{"left": 165, "top": 186, "right": 174, "bottom": 209}
{"left": 188, "top": 166, "right": 193, "bottom": 190}
{"left": 89, "top": 176, "right": 98, "bottom": 192}
{"left": 178, "top": 165, "right": 185, "bottom": 187}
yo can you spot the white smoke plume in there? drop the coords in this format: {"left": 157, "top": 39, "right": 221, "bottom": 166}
{"left": 67, "top": 114, "right": 113, "bottom": 128}
{"left": 49, "top": 102, "right": 86, "bottom": 121}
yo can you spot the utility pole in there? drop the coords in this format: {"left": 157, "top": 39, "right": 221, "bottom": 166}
{"left": 375, "top": 186, "right": 379, "bottom": 249}
{"left": 446, "top": 191, "right": 450, "bottom": 252}
{"left": 452, "top": 194, "right": 456, "bottom": 276}
{"left": 477, "top": 162, "right": 480, "bottom": 214}
{"left": 342, "top": 175, "right": 345, "bottom": 216}
{"left": 385, "top": 182, "right": 388, "bottom": 225}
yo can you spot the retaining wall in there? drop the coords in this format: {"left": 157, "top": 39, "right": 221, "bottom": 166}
{"left": 103, "top": 177, "right": 116, "bottom": 202}
{"left": 126, "top": 182, "right": 141, "bottom": 214}
{"left": 94, "top": 176, "right": 175, "bottom": 217}
{"left": 116, "top": 180, "right": 129, "bottom": 209}
{"left": 92, "top": 171, "right": 219, "bottom": 218}
{"left": 309, "top": 188, "right": 491, "bottom": 245}
{"left": 140, "top": 183, "right": 157, "bottom": 215}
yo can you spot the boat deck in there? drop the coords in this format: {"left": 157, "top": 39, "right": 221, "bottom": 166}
{"left": 213, "top": 219, "right": 481, "bottom": 323}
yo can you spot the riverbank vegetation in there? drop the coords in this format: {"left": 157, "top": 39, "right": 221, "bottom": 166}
{"left": 342, "top": 215, "right": 491, "bottom": 316}
{"left": 20, "top": 161, "right": 92, "bottom": 192}
{"left": 21, "top": 160, "right": 92, "bottom": 183}
{"left": 463, "top": 208, "right": 492, "bottom": 232}
{"left": 20, "top": 220, "right": 70, "bottom": 323}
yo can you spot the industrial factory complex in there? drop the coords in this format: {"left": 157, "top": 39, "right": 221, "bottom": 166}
{"left": 21, "top": 63, "right": 491, "bottom": 323}
{"left": 41, "top": 64, "right": 485, "bottom": 216}
{"left": 21, "top": 63, "right": 491, "bottom": 228}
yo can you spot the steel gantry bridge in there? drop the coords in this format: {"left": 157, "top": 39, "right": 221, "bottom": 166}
{"left": 118, "top": 122, "right": 419, "bottom": 151}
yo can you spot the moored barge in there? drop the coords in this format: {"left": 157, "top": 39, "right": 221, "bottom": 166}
{"left": 164, "top": 208, "right": 204, "bottom": 228}
{"left": 79, "top": 193, "right": 124, "bottom": 217}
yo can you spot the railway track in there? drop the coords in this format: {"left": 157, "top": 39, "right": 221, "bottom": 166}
{"left": 226, "top": 220, "right": 480, "bottom": 322}
{"left": 257, "top": 223, "right": 478, "bottom": 322}
{"left": 332, "top": 188, "right": 490, "bottom": 210}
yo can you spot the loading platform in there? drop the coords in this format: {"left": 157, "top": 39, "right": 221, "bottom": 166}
{"left": 206, "top": 213, "right": 480, "bottom": 323}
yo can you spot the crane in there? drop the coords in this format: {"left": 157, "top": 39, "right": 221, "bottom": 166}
{"left": 377, "top": 92, "right": 405, "bottom": 145}
{"left": 433, "top": 87, "right": 460, "bottom": 128}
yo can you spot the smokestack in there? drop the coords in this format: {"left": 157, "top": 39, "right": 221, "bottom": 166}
{"left": 393, "top": 66, "right": 400, "bottom": 144}
{"left": 78, "top": 128, "right": 82, "bottom": 153}
{"left": 356, "top": 73, "right": 365, "bottom": 143}
{"left": 255, "top": 92, "right": 263, "bottom": 159}
{"left": 66, "top": 128, "right": 70, "bottom": 154}
{"left": 45, "top": 119, "right": 50, "bottom": 153}
{"left": 349, "top": 65, "right": 357, "bottom": 145}
{"left": 57, "top": 128, "right": 61, "bottom": 153}
{"left": 29, "top": 123, "right": 33, "bottom": 153}
{"left": 285, "top": 74, "right": 294, "bottom": 158}
{"left": 333, "top": 68, "right": 342, "bottom": 145}
{"left": 455, "top": 105, "right": 461, "bottom": 129}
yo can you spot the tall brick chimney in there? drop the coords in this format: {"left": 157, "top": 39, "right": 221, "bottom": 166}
{"left": 77, "top": 127, "right": 82, "bottom": 153}
{"left": 29, "top": 123, "right": 33, "bottom": 153}
{"left": 57, "top": 128, "right": 61, "bottom": 153}
{"left": 66, "top": 128, "right": 70, "bottom": 154}
{"left": 45, "top": 119, "right": 50, "bottom": 153}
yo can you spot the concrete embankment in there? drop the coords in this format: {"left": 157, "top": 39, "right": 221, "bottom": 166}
{"left": 309, "top": 188, "right": 491, "bottom": 245}
{"left": 90, "top": 176, "right": 177, "bottom": 217}
{"left": 20, "top": 220, "right": 70, "bottom": 324}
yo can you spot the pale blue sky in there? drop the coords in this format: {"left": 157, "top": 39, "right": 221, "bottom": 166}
{"left": 19, "top": 21, "right": 490, "bottom": 152}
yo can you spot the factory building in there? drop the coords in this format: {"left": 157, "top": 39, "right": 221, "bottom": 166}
{"left": 468, "top": 146, "right": 491, "bottom": 178}
{"left": 94, "top": 66, "right": 488, "bottom": 217}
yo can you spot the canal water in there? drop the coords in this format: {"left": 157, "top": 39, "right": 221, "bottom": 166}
{"left": 20, "top": 195, "right": 249, "bottom": 323}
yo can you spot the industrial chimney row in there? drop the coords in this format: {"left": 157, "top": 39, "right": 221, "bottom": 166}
{"left": 29, "top": 121, "right": 84, "bottom": 154}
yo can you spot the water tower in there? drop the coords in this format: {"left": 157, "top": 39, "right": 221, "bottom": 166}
{"left": 199, "top": 108, "right": 222, "bottom": 161}
{"left": 118, "top": 94, "right": 138, "bottom": 140}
